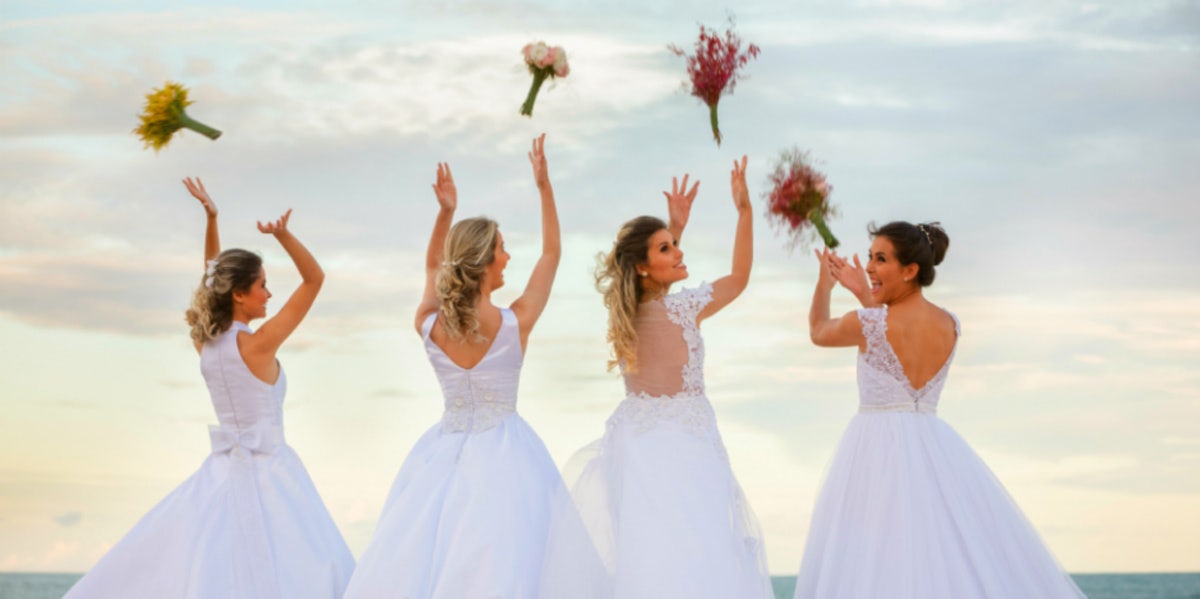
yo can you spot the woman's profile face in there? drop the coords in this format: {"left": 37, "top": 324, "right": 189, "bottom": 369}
{"left": 485, "top": 230, "right": 510, "bottom": 290}
{"left": 639, "top": 228, "right": 687, "bottom": 289}
{"left": 865, "top": 236, "right": 917, "bottom": 304}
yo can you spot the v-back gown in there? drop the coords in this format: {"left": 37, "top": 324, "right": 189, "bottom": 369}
{"left": 343, "top": 308, "right": 605, "bottom": 599}
{"left": 545, "top": 283, "right": 774, "bottom": 598}
{"left": 792, "top": 306, "right": 1085, "bottom": 598}
{"left": 63, "top": 321, "right": 355, "bottom": 599}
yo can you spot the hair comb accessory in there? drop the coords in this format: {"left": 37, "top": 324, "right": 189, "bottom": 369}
{"left": 917, "top": 224, "right": 934, "bottom": 248}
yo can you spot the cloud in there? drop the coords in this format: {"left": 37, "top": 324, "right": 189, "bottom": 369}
{"left": 52, "top": 511, "right": 82, "bottom": 527}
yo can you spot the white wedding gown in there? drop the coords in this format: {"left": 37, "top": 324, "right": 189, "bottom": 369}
{"left": 64, "top": 321, "right": 355, "bottom": 599}
{"left": 793, "top": 305, "right": 1086, "bottom": 598}
{"left": 543, "top": 283, "right": 773, "bottom": 599}
{"left": 344, "top": 308, "right": 606, "bottom": 599}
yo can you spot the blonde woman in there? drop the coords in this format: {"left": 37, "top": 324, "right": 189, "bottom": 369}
{"left": 345, "top": 135, "right": 605, "bottom": 598}
{"left": 64, "top": 178, "right": 354, "bottom": 599}
{"left": 545, "top": 157, "right": 773, "bottom": 598}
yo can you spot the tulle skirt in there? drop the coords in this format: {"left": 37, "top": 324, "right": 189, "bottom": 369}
{"left": 545, "top": 394, "right": 773, "bottom": 599}
{"left": 63, "top": 446, "right": 355, "bottom": 599}
{"left": 794, "top": 412, "right": 1086, "bottom": 599}
{"left": 344, "top": 414, "right": 605, "bottom": 599}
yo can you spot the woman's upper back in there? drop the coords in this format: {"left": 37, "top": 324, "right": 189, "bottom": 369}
{"left": 201, "top": 322, "right": 287, "bottom": 431}
{"left": 623, "top": 282, "right": 713, "bottom": 399}
{"left": 857, "top": 302, "right": 959, "bottom": 409}
{"left": 422, "top": 308, "right": 523, "bottom": 433}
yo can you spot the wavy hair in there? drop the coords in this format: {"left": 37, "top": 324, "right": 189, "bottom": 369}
{"left": 436, "top": 216, "right": 500, "bottom": 343}
{"left": 185, "top": 249, "right": 262, "bottom": 345}
{"left": 595, "top": 216, "right": 668, "bottom": 373}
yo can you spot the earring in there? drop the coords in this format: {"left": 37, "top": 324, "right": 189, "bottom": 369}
{"left": 639, "top": 272, "right": 648, "bottom": 277}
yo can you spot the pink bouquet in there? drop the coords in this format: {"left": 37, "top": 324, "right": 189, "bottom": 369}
{"left": 669, "top": 17, "right": 760, "bottom": 146}
{"left": 520, "top": 41, "right": 569, "bottom": 117}
{"left": 764, "top": 148, "right": 839, "bottom": 249}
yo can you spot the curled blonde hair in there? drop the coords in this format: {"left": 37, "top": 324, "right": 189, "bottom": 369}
{"left": 436, "top": 217, "right": 499, "bottom": 343}
{"left": 185, "top": 249, "right": 262, "bottom": 345}
{"left": 595, "top": 216, "right": 668, "bottom": 372}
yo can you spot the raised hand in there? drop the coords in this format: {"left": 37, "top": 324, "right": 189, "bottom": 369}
{"left": 664, "top": 174, "right": 699, "bottom": 235}
{"left": 528, "top": 133, "right": 550, "bottom": 189}
{"left": 814, "top": 247, "right": 838, "bottom": 290}
{"left": 257, "top": 209, "right": 293, "bottom": 236}
{"left": 182, "top": 177, "right": 218, "bottom": 218}
{"left": 431, "top": 162, "right": 457, "bottom": 212}
{"left": 730, "top": 155, "right": 750, "bottom": 212}
{"left": 828, "top": 252, "right": 870, "bottom": 300}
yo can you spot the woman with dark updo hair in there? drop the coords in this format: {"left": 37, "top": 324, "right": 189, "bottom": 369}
{"left": 792, "top": 222, "right": 1084, "bottom": 598}
{"left": 64, "top": 178, "right": 354, "bottom": 599}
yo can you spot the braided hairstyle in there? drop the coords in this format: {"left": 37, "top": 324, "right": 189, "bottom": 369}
{"left": 436, "top": 217, "right": 500, "bottom": 342}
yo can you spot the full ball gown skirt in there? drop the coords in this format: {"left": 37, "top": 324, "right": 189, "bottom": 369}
{"left": 793, "top": 306, "right": 1085, "bottom": 599}
{"left": 544, "top": 283, "right": 774, "bottom": 599}
{"left": 343, "top": 308, "right": 608, "bottom": 599}
{"left": 64, "top": 322, "right": 355, "bottom": 599}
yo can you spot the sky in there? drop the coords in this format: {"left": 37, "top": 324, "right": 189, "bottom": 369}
{"left": 2, "top": 0, "right": 1199, "bottom": 576}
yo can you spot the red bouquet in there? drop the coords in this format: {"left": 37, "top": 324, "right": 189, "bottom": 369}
{"left": 764, "top": 148, "right": 839, "bottom": 249}
{"left": 669, "top": 17, "right": 760, "bottom": 146}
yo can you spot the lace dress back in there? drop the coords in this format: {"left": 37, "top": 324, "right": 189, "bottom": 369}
{"left": 856, "top": 305, "right": 961, "bottom": 414}
{"left": 622, "top": 282, "right": 712, "bottom": 399}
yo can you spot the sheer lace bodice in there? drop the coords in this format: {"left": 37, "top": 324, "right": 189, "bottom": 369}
{"left": 423, "top": 308, "right": 523, "bottom": 434}
{"left": 621, "top": 282, "right": 712, "bottom": 399}
{"left": 856, "top": 305, "right": 960, "bottom": 414}
{"left": 608, "top": 283, "right": 723, "bottom": 442}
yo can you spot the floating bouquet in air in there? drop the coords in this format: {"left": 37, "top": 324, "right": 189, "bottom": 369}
{"left": 134, "top": 81, "right": 222, "bottom": 152}
{"left": 520, "top": 41, "right": 570, "bottom": 117}
{"left": 669, "top": 17, "right": 760, "bottom": 146}
{"left": 764, "top": 148, "right": 839, "bottom": 249}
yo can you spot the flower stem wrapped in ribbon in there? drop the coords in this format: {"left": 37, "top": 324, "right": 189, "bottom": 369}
{"left": 134, "top": 81, "right": 222, "bottom": 152}
{"left": 764, "top": 148, "right": 839, "bottom": 249}
{"left": 669, "top": 17, "right": 760, "bottom": 146}
{"left": 520, "top": 41, "right": 570, "bottom": 117}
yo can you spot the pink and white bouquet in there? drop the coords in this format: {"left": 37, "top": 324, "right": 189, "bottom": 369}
{"left": 764, "top": 148, "right": 839, "bottom": 249}
{"left": 669, "top": 17, "right": 760, "bottom": 146}
{"left": 520, "top": 41, "right": 569, "bottom": 117}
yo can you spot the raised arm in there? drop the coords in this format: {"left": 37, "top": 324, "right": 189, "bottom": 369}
{"left": 415, "top": 162, "right": 457, "bottom": 333}
{"left": 510, "top": 134, "right": 560, "bottom": 348}
{"left": 809, "top": 247, "right": 864, "bottom": 347}
{"left": 664, "top": 174, "right": 699, "bottom": 243}
{"left": 183, "top": 177, "right": 220, "bottom": 264}
{"left": 698, "top": 155, "right": 753, "bottom": 322}
{"left": 242, "top": 210, "right": 324, "bottom": 358}
{"left": 828, "top": 252, "right": 877, "bottom": 308}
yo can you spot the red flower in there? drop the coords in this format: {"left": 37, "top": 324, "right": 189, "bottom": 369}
{"left": 764, "top": 148, "right": 840, "bottom": 249}
{"left": 669, "top": 17, "right": 760, "bottom": 146}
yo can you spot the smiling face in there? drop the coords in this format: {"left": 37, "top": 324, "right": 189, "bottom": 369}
{"left": 483, "top": 230, "right": 510, "bottom": 291}
{"left": 638, "top": 228, "right": 688, "bottom": 294}
{"left": 232, "top": 267, "right": 271, "bottom": 321}
{"left": 865, "top": 236, "right": 920, "bottom": 305}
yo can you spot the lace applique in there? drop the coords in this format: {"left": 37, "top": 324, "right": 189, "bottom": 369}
{"left": 439, "top": 378, "right": 517, "bottom": 433}
{"left": 606, "top": 391, "right": 728, "bottom": 460}
{"left": 857, "top": 305, "right": 958, "bottom": 403}
{"left": 663, "top": 282, "right": 713, "bottom": 396}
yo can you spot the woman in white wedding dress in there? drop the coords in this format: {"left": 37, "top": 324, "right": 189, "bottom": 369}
{"left": 64, "top": 178, "right": 354, "bottom": 599}
{"left": 794, "top": 221, "right": 1085, "bottom": 598}
{"left": 544, "top": 157, "right": 773, "bottom": 598}
{"left": 343, "top": 135, "right": 605, "bottom": 599}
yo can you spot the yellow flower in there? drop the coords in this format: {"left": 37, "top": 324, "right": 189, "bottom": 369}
{"left": 134, "top": 81, "right": 221, "bottom": 152}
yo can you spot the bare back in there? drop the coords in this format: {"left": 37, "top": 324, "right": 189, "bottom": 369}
{"left": 876, "top": 300, "right": 957, "bottom": 390}
{"left": 428, "top": 304, "right": 505, "bottom": 370}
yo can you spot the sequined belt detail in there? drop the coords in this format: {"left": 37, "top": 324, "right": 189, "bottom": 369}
{"left": 440, "top": 383, "right": 518, "bottom": 434}
{"left": 858, "top": 401, "right": 937, "bottom": 414}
